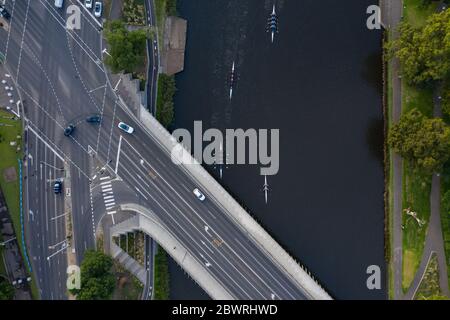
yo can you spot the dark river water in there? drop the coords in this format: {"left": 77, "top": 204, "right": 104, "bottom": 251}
{"left": 168, "top": 0, "right": 386, "bottom": 300}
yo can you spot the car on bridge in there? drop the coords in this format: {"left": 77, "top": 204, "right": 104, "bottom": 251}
{"left": 64, "top": 124, "right": 75, "bottom": 136}
{"left": 85, "top": 0, "right": 93, "bottom": 9}
{"left": 193, "top": 188, "right": 206, "bottom": 202}
{"left": 118, "top": 122, "right": 134, "bottom": 134}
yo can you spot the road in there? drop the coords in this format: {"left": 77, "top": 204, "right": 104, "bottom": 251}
{"left": 1, "top": 0, "right": 321, "bottom": 299}
{"left": 142, "top": 234, "right": 154, "bottom": 300}
{"left": 144, "top": 0, "right": 159, "bottom": 115}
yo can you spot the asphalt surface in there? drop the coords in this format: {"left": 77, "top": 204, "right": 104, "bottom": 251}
{"left": 0, "top": 0, "right": 317, "bottom": 299}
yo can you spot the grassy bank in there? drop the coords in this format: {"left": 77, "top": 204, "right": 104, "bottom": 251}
{"left": 0, "top": 110, "right": 38, "bottom": 298}
{"left": 0, "top": 110, "right": 22, "bottom": 241}
{"left": 153, "top": 246, "right": 169, "bottom": 300}
{"left": 441, "top": 161, "right": 450, "bottom": 289}
{"left": 397, "top": 0, "right": 437, "bottom": 293}
{"left": 402, "top": 162, "right": 432, "bottom": 291}
{"left": 154, "top": 0, "right": 177, "bottom": 42}
{"left": 414, "top": 253, "right": 447, "bottom": 299}
{"left": 400, "top": 81, "right": 434, "bottom": 292}
{"left": 156, "top": 74, "right": 176, "bottom": 128}
{"left": 404, "top": 0, "right": 438, "bottom": 28}
{"left": 385, "top": 27, "right": 395, "bottom": 299}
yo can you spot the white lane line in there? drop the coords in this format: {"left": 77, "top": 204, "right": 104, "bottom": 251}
{"left": 115, "top": 135, "right": 123, "bottom": 174}
{"left": 3, "top": 0, "right": 17, "bottom": 62}
{"left": 73, "top": 0, "right": 102, "bottom": 28}
{"left": 95, "top": 84, "right": 109, "bottom": 153}
{"left": 38, "top": 0, "right": 103, "bottom": 69}
{"left": 106, "top": 99, "right": 118, "bottom": 164}
{"left": 27, "top": 126, "right": 65, "bottom": 161}
{"left": 134, "top": 186, "right": 148, "bottom": 200}
{"left": 120, "top": 141, "right": 274, "bottom": 298}
{"left": 107, "top": 211, "right": 117, "bottom": 215}
{"left": 15, "top": 0, "right": 31, "bottom": 83}
{"left": 117, "top": 162, "right": 249, "bottom": 298}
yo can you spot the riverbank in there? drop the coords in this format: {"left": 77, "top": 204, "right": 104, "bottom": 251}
{"left": 386, "top": 0, "right": 450, "bottom": 298}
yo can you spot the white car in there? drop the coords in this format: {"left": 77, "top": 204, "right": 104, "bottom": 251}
{"left": 94, "top": 1, "right": 102, "bottom": 17}
{"left": 118, "top": 122, "right": 134, "bottom": 134}
{"left": 85, "top": 0, "right": 93, "bottom": 9}
{"left": 193, "top": 188, "right": 206, "bottom": 202}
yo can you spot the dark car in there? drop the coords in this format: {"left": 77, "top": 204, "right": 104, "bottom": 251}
{"left": 64, "top": 124, "right": 75, "bottom": 136}
{"left": 0, "top": 6, "right": 11, "bottom": 19}
{"left": 86, "top": 115, "right": 101, "bottom": 123}
{"left": 53, "top": 179, "right": 63, "bottom": 194}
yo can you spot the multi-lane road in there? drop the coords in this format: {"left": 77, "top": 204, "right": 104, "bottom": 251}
{"left": 1, "top": 0, "right": 318, "bottom": 300}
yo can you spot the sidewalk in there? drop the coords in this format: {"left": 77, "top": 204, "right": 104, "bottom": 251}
{"left": 381, "top": 0, "right": 404, "bottom": 299}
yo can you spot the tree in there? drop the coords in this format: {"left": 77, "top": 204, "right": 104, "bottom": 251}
{"left": 389, "top": 108, "right": 450, "bottom": 173}
{"left": 442, "top": 83, "right": 450, "bottom": 118}
{"left": 104, "top": 20, "right": 148, "bottom": 74}
{"left": 0, "top": 278, "right": 14, "bottom": 300}
{"left": 71, "top": 250, "right": 115, "bottom": 300}
{"left": 156, "top": 74, "right": 176, "bottom": 128}
{"left": 388, "top": 9, "right": 450, "bottom": 86}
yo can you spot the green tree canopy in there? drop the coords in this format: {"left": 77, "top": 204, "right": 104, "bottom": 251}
{"left": 72, "top": 250, "right": 115, "bottom": 300}
{"left": 0, "top": 278, "right": 14, "bottom": 300}
{"left": 388, "top": 9, "right": 450, "bottom": 86}
{"left": 156, "top": 74, "right": 176, "bottom": 128}
{"left": 104, "top": 20, "right": 148, "bottom": 74}
{"left": 389, "top": 108, "right": 450, "bottom": 173}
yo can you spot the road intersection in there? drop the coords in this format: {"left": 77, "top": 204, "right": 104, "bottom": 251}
{"left": 0, "top": 0, "right": 325, "bottom": 300}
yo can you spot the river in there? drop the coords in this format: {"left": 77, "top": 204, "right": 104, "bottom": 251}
{"left": 168, "top": 0, "right": 386, "bottom": 300}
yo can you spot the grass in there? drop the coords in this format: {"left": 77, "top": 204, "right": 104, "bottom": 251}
{"left": 0, "top": 238, "right": 6, "bottom": 277}
{"left": 386, "top": 28, "right": 395, "bottom": 299}
{"left": 441, "top": 162, "right": 450, "bottom": 290}
{"left": 402, "top": 161, "right": 432, "bottom": 291}
{"left": 414, "top": 253, "right": 447, "bottom": 299}
{"left": 0, "top": 110, "right": 39, "bottom": 299}
{"left": 153, "top": 245, "right": 169, "bottom": 300}
{"left": 112, "top": 261, "right": 144, "bottom": 300}
{"left": 402, "top": 82, "right": 434, "bottom": 116}
{"left": 404, "top": 0, "right": 438, "bottom": 28}
{"left": 0, "top": 111, "right": 22, "bottom": 247}
{"left": 398, "top": 1, "right": 437, "bottom": 293}
{"left": 123, "top": 0, "right": 146, "bottom": 25}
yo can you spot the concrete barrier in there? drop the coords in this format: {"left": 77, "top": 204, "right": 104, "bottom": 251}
{"left": 117, "top": 204, "right": 234, "bottom": 300}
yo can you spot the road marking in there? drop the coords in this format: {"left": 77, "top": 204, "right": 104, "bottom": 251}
{"left": 74, "top": 0, "right": 102, "bottom": 28}
{"left": 38, "top": 0, "right": 104, "bottom": 69}
{"left": 115, "top": 135, "right": 123, "bottom": 174}
{"left": 103, "top": 195, "right": 114, "bottom": 200}
{"left": 100, "top": 176, "right": 110, "bottom": 181}
{"left": 3, "top": 0, "right": 16, "bottom": 62}
{"left": 15, "top": 0, "right": 31, "bottom": 83}
{"left": 119, "top": 140, "right": 277, "bottom": 298}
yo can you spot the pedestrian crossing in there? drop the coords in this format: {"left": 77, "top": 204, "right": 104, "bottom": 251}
{"left": 100, "top": 176, "right": 116, "bottom": 223}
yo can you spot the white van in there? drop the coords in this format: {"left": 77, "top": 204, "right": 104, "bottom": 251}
{"left": 54, "top": 0, "right": 64, "bottom": 8}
